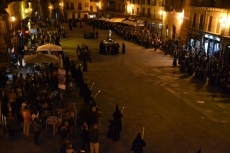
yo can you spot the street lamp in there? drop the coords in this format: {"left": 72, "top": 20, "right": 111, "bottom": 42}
{"left": 35, "top": 11, "right": 38, "bottom": 21}
{"left": 49, "top": 5, "right": 53, "bottom": 18}
{"left": 11, "top": 16, "right": 16, "bottom": 36}
{"left": 96, "top": 3, "right": 99, "bottom": 12}
{"left": 159, "top": 10, "right": 163, "bottom": 19}
{"left": 127, "top": 5, "right": 132, "bottom": 15}
{"left": 11, "top": 16, "right": 16, "bottom": 28}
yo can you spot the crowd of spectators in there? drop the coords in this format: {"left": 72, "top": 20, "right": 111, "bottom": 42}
{"left": 91, "top": 19, "right": 230, "bottom": 94}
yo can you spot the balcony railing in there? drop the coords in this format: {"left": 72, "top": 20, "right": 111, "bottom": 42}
{"left": 78, "top": 7, "right": 82, "bottom": 10}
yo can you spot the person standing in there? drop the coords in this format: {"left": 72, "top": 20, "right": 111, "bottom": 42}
{"left": 6, "top": 112, "right": 17, "bottom": 139}
{"left": 89, "top": 124, "right": 99, "bottom": 153}
{"left": 33, "top": 118, "right": 41, "bottom": 145}
{"left": 8, "top": 88, "right": 17, "bottom": 115}
{"left": 112, "top": 104, "right": 123, "bottom": 141}
{"left": 22, "top": 106, "right": 31, "bottom": 136}
{"left": 131, "top": 132, "right": 146, "bottom": 153}
{"left": 60, "top": 138, "right": 70, "bottom": 153}
{"left": 62, "top": 29, "right": 66, "bottom": 38}
{"left": 80, "top": 121, "right": 90, "bottom": 151}
{"left": 122, "top": 43, "right": 126, "bottom": 54}
{"left": 12, "top": 66, "right": 18, "bottom": 83}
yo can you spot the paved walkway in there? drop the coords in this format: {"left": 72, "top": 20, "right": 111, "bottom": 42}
{"left": 1, "top": 22, "right": 230, "bottom": 153}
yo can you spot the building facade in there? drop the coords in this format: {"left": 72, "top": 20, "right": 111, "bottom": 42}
{"left": 60, "top": 0, "right": 99, "bottom": 20}
{"left": 0, "top": 0, "right": 10, "bottom": 67}
{"left": 162, "top": 0, "right": 190, "bottom": 44}
{"left": 187, "top": 0, "right": 230, "bottom": 58}
{"left": 102, "top": 0, "right": 164, "bottom": 34}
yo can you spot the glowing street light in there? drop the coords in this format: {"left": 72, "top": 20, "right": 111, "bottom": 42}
{"left": 127, "top": 5, "right": 132, "bottom": 14}
{"left": 11, "top": 16, "right": 16, "bottom": 22}
{"left": 25, "top": 9, "right": 29, "bottom": 14}
{"left": 11, "top": 16, "right": 16, "bottom": 36}
{"left": 11, "top": 16, "right": 16, "bottom": 28}
{"left": 49, "top": 5, "right": 53, "bottom": 10}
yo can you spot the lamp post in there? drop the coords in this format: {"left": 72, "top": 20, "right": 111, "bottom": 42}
{"left": 49, "top": 5, "right": 53, "bottom": 19}
{"left": 96, "top": 3, "right": 99, "bottom": 18}
{"left": 96, "top": 3, "right": 99, "bottom": 12}
{"left": 11, "top": 16, "right": 16, "bottom": 36}
{"left": 127, "top": 4, "right": 132, "bottom": 15}
{"left": 59, "top": 2, "right": 64, "bottom": 20}
{"left": 35, "top": 11, "right": 38, "bottom": 21}
{"left": 159, "top": 10, "right": 163, "bottom": 20}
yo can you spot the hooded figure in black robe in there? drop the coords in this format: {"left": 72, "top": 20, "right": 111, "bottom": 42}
{"left": 112, "top": 104, "right": 123, "bottom": 141}
{"left": 131, "top": 132, "right": 146, "bottom": 153}
{"left": 76, "top": 66, "right": 84, "bottom": 88}
{"left": 122, "top": 43, "right": 126, "bottom": 54}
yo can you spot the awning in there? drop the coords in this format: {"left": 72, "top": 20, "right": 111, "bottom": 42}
{"left": 98, "top": 17, "right": 106, "bottom": 21}
{"left": 136, "top": 20, "right": 145, "bottom": 24}
{"left": 98, "top": 18, "right": 126, "bottom": 23}
{"left": 109, "top": 18, "right": 126, "bottom": 23}
{"left": 121, "top": 20, "right": 136, "bottom": 26}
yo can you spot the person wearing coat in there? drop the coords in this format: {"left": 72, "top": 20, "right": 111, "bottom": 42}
{"left": 111, "top": 104, "right": 123, "bottom": 141}
{"left": 131, "top": 132, "right": 146, "bottom": 153}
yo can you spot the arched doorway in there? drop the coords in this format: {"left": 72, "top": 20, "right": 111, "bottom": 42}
{"left": 84, "top": 14, "right": 88, "bottom": 20}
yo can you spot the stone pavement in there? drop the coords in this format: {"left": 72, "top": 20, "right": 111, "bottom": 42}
{"left": 1, "top": 22, "right": 230, "bottom": 153}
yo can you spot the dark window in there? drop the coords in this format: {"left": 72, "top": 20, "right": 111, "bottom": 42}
{"left": 78, "top": 3, "right": 82, "bottom": 10}
{"left": 147, "top": 0, "right": 150, "bottom": 5}
{"left": 148, "top": 8, "right": 151, "bottom": 17}
{"left": 70, "top": 3, "right": 74, "bottom": 10}
{"left": 65, "top": 2, "right": 69, "bottom": 9}
{"left": 209, "top": 0, "right": 216, "bottom": 7}
{"left": 142, "top": 0, "right": 145, "bottom": 5}
{"left": 199, "top": 14, "right": 203, "bottom": 29}
{"left": 192, "top": 13, "right": 196, "bottom": 28}
{"left": 208, "top": 16, "right": 212, "bottom": 31}
{"left": 142, "top": 8, "right": 145, "bottom": 16}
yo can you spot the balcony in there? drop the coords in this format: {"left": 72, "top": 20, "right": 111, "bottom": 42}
{"left": 78, "top": 7, "right": 82, "bottom": 10}
{"left": 70, "top": 7, "right": 75, "bottom": 10}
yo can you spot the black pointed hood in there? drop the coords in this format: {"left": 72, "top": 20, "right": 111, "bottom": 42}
{"left": 136, "top": 132, "right": 142, "bottom": 140}
{"left": 113, "top": 104, "right": 122, "bottom": 119}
